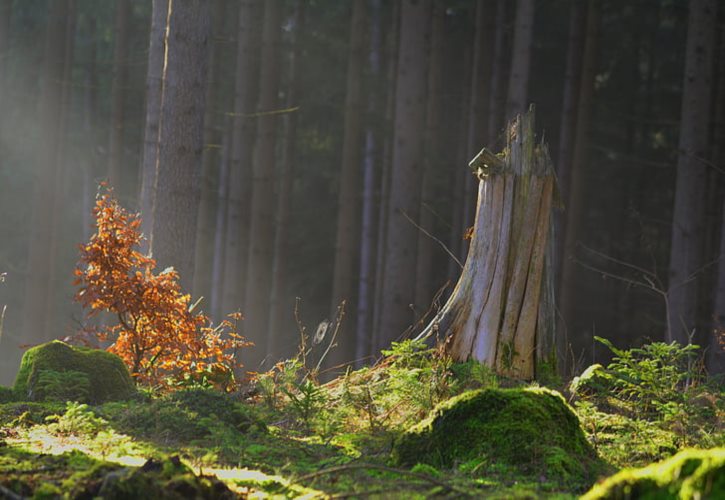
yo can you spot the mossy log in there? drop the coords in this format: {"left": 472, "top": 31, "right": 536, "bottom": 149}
{"left": 418, "top": 107, "right": 556, "bottom": 379}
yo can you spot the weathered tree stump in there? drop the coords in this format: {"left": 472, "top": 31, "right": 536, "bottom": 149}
{"left": 419, "top": 107, "right": 555, "bottom": 379}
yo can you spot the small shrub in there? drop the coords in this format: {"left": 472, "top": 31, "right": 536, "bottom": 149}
{"left": 47, "top": 402, "right": 110, "bottom": 437}
{"left": 34, "top": 370, "right": 91, "bottom": 402}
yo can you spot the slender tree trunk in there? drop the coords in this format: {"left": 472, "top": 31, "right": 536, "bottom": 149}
{"left": 330, "top": 0, "right": 367, "bottom": 366}
{"left": 666, "top": 0, "right": 716, "bottom": 345}
{"left": 0, "top": 0, "right": 12, "bottom": 167}
{"left": 414, "top": 2, "right": 445, "bottom": 314}
{"left": 462, "top": 0, "right": 496, "bottom": 248}
{"left": 139, "top": 0, "right": 169, "bottom": 252}
{"left": 708, "top": 14, "right": 725, "bottom": 374}
{"left": 379, "top": 0, "right": 431, "bottom": 347}
{"left": 152, "top": 0, "right": 211, "bottom": 292}
{"left": 268, "top": 0, "right": 305, "bottom": 360}
{"left": 558, "top": 0, "right": 599, "bottom": 371}
{"left": 505, "top": 0, "right": 534, "bottom": 121}
{"left": 223, "top": 0, "right": 263, "bottom": 317}
{"left": 243, "top": 0, "right": 282, "bottom": 362}
{"left": 355, "top": 0, "right": 383, "bottom": 364}
{"left": 107, "top": 0, "right": 130, "bottom": 192}
{"left": 22, "top": 0, "right": 70, "bottom": 343}
{"left": 44, "top": 0, "right": 77, "bottom": 339}
{"left": 210, "top": 117, "right": 233, "bottom": 320}
{"left": 554, "top": 0, "right": 587, "bottom": 284}
{"left": 193, "top": 0, "right": 227, "bottom": 305}
{"left": 82, "top": 15, "right": 98, "bottom": 244}
{"left": 419, "top": 108, "right": 555, "bottom": 380}
{"left": 371, "top": 1, "right": 400, "bottom": 353}
{"left": 487, "top": 0, "right": 510, "bottom": 146}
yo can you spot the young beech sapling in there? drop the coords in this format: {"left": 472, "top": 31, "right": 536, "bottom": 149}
{"left": 74, "top": 189, "right": 250, "bottom": 391}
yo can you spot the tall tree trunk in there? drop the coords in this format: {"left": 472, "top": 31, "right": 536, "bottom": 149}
{"left": 193, "top": 0, "right": 227, "bottom": 306}
{"left": 378, "top": 0, "right": 431, "bottom": 347}
{"left": 486, "top": 0, "right": 510, "bottom": 146}
{"left": 0, "top": 0, "right": 12, "bottom": 168}
{"left": 419, "top": 108, "right": 555, "bottom": 380}
{"left": 44, "top": 0, "right": 77, "bottom": 339}
{"left": 371, "top": 1, "right": 400, "bottom": 353}
{"left": 558, "top": 0, "right": 599, "bottom": 371}
{"left": 82, "top": 14, "right": 99, "bottom": 243}
{"left": 414, "top": 2, "right": 445, "bottom": 314}
{"left": 139, "top": 0, "right": 169, "bottom": 252}
{"left": 268, "top": 0, "right": 305, "bottom": 360}
{"left": 554, "top": 0, "right": 587, "bottom": 285}
{"left": 223, "top": 0, "right": 263, "bottom": 317}
{"left": 355, "top": 0, "right": 383, "bottom": 364}
{"left": 462, "top": 0, "right": 496, "bottom": 250}
{"left": 243, "top": 0, "right": 282, "bottom": 363}
{"left": 152, "top": 0, "right": 211, "bottom": 292}
{"left": 505, "top": 0, "right": 534, "bottom": 121}
{"left": 22, "top": 0, "right": 70, "bottom": 344}
{"left": 666, "top": 0, "right": 716, "bottom": 345}
{"left": 708, "top": 12, "right": 725, "bottom": 374}
{"left": 210, "top": 116, "right": 233, "bottom": 320}
{"left": 107, "top": 0, "right": 130, "bottom": 192}
{"left": 330, "top": 0, "right": 367, "bottom": 367}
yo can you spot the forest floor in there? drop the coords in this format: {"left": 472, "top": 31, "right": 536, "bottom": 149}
{"left": 0, "top": 339, "right": 723, "bottom": 498}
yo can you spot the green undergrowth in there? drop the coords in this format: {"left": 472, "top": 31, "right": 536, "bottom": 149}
{"left": 1, "top": 337, "right": 723, "bottom": 498}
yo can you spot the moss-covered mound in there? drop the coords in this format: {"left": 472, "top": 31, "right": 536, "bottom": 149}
{"left": 12, "top": 341, "right": 135, "bottom": 403}
{"left": 392, "top": 387, "right": 600, "bottom": 485}
{"left": 583, "top": 448, "right": 725, "bottom": 499}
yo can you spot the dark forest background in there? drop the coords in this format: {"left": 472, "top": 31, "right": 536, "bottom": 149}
{"left": 0, "top": 0, "right": 723, "bottom": 385}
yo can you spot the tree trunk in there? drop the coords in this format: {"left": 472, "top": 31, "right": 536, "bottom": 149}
{"left": 193, "top": 0, "right": 228, "bottom": 305}
{"left": 666, "top": 0, "right": 716, "bottom": 345}
{"left": 243, "top": 0, "right": 282, "bottom": 362}
{"left": 0, "top": 0, "right": 12, "bottom": 168}
{"left": 558, "top": 0, "right": 599, "bottom": 371}
{"left": 486, "top": 0, "right": 510, "bottom": 146}
{"left": 414, "top": 2, "right": 445, "bottom": 314}
{"left": 139, "top": 0, "right": 169, "bottom": 252}
{"left": 22, "top": 0, "right": 70, "bottom": 344}
{"left": 330, "top": 0, "right": 367, "bottom": 366}
{"left": 419, "top": 108, "right": 555, "bottom": 380}
{"left": 554, "top": 0, "right": 587, "bottom": 284}
{"left": 462, "top": 0, "right": 496, "bottom": 251}
{"left": 222, "top": 0, "right": 263, "bottom": 317}
{"left": 152, "top": 0, "right": 211, "bottom": 292}
{"left": 107, "top": 0, "right": 130, "bottom": 192}
{"left": 378, "top": 0, "right": 431, "bottom": 347}
{"left": 505, "top": 0, "right": 534, "bottom": 121}
{"left": 355, "top": 0, "right": 384, "bottom": 364}
{"left": 268, "top": 0, "right": 305, "bottom": 360}
{"left": 210, "top": 116, "right": 233, "bottom": 321}
{"left": 371, "top": 1, "right": 400, "bottom": 353}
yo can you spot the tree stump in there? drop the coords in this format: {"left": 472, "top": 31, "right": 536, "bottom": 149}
{"left": 419, "top": 106, "right": 555, "bottom": 379}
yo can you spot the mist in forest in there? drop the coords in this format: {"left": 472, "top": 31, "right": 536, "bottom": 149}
{"left": 0, "top": 0, "right": 723, "bottom": 386}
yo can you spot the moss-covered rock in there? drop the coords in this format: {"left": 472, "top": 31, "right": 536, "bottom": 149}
{"left": 12, "top": 341, "right": 134, "bottom": 403}
{"left": 582, "top": 448, "right": 725, "bottom": 499}
{"left": 392, "top": 387, "right": 601, "bottom": 486}
{"left": 0, "top": 386, "right": 16, "bottom": 403}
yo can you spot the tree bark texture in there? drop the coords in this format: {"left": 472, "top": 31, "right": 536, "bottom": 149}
{"left": 107, "top": 0, "right": 130, "bottom": 192}
{"left": 419, "top": 108, "right": 555, "bottom": 380}
{"left": 223, "top": 0, "right": 263, "bottom": 317}
{"left": 243, "top": 0, "right": 282, "bottom": 362}
{"left": 330, "top": 0, "right": 367, "bottom": 366}
{"left": 151, "top": 0, "right": 211, "bottom": 292}
{"left": 378, "top": 0, "right": 431, "bottom": 347}
{"left": 139, "top": 0, "right": 169, "bottom": 253}
{"left": 666, "top": 0, "right": 716, "bottom": 345}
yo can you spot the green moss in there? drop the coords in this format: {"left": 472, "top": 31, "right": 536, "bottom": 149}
{"left": 582, "top": 448, "right": 725, "bottom": 499}
{"left": 0, "top": 385, "right": 16, "bottom": 403}
{"left": 392, "top": 387, "right": 601, "bottom": 488}
{"left": 12, "top": 341, "right": 135, "bottom": 403}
